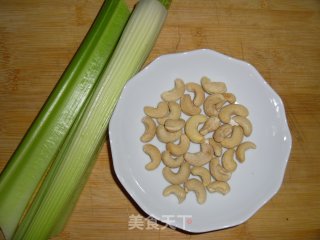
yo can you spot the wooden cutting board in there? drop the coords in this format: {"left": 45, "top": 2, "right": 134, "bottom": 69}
{"left": 1, "top": 0, "right": 319, "bottom": 239}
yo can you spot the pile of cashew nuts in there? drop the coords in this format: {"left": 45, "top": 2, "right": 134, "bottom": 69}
{"left": 140, "top": 77, "right": 256, "bottom": 204}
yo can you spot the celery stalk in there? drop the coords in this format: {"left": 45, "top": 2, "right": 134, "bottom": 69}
{"left": 158, "top": 0, "right": 172, "bottom": 9}
{"left": 0, "top": 0, "right": 130, "bottom": 239}
{"left": 13, "top": 0, "right": 169, "bottom": 239}
{"left": 15, "top": 104, "right": 96, "bottom": 238}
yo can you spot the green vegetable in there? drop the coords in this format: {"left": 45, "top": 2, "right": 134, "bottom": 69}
{"left": 12, "top": 0, "right": 170, "bottom": 239}
{"left": 0, "top": 0, "right": 130, "bottom": 239}
{"left": 158, "top": 0, "right": 172, "bottom": 9}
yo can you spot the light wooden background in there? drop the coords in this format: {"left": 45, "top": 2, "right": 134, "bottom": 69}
{"left": 0, "top": 0, "right": 319, "bottom": 239}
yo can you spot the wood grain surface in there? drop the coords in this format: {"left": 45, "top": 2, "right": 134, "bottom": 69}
{"left": 1, "top": 0, "right": 320, "bottom": 239}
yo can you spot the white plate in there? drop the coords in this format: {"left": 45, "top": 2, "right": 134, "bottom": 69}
{"left": 109, "top": 49, "right": 292, "bottom": 233}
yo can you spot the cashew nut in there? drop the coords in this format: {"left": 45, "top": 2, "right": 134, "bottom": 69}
{"left": 140, "top": 116, "right": 156, "bottom": 142}
{"left": 163, "top": 185, "right": 187, "bottom": 203}
{"left": 222, "top": 92, "right": 236, "bottom": 104}
{"left": 221, "top": 125, "right": 244, "bottom": 148}
{"left": 213, "top": 124, "right": 233, "bottom": 142}
{"left": 141, "top": 77, "right": 255, "bottom": 204}
{"left": 233, "top": 116, "right": 252, "bottom": 137}
{"left": 186, "top": 82, "right": 205, "bottom": 106}
{"left": 143, "top": 144, "right": 161, "bottom": 170}
{"left": 157, "top": 101, "right": 181, "bottom": 125}
{"left": 184, "top": 179, "right": 207, "bottom": 204}
{"left": 207, "top": 181, "right": 230, "bottom": 195}
{"left": 215, "top": 99, "right": 226, "bottom": 111}
{"left": 236, "top": 141, "right": 256, "bottom": 163}
{"left": 219, "top": 104, "right": 249, "bottom": 123}
{"left": 209, "top": 158, "right": 231, "bottom": 182}
{"left": 184, "top": 143, "right": 213, "bottom": 166}
{"left": 156, "top": 125, "right": 182, "bottom": 143}
{"left": 161, "top": 78, "right": 185, "bottom": 102}
{"left": 199, "top": 116, "right": 220, "bottom": 135}
{"left": 144, "top": 101, "right": 169, "bottom": 118}
{"left": 216, "top": 93, "right": 236, "bottom": 110}
{"left": 203, "top": 94, "right": 225, "bottom": 117}
{"left": 191, "top": 166, "right": 211, "bottom": 186}
{"left": 208, "top": 138, "right": 222, "bottom": 157}
{"left": 221, "top": 149, "right": 237, "bottom": 172}
{"left": 161, "top": 151, "right": 184, "bottom": 168}
{"left": 201, "top": 76, "right": 227, "bottom": 94}
{"left": 164, "top": 118, "right": 185, "bottom": 132}
{"left": 163, "top": 162, "right": 190, "bottom": 185}
{"left": 185, "top": 114, "right": 207, "bottom": 143}
{"left": 180, "top": 94, "right": 201, "bottom": 116}
{"left": 166, "top": 134, "right": 190, "bottom": 156}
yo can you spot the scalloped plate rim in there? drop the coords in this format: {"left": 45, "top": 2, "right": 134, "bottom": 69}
{"left": 109, "top": 49, "right": 292, "bottom": 233}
